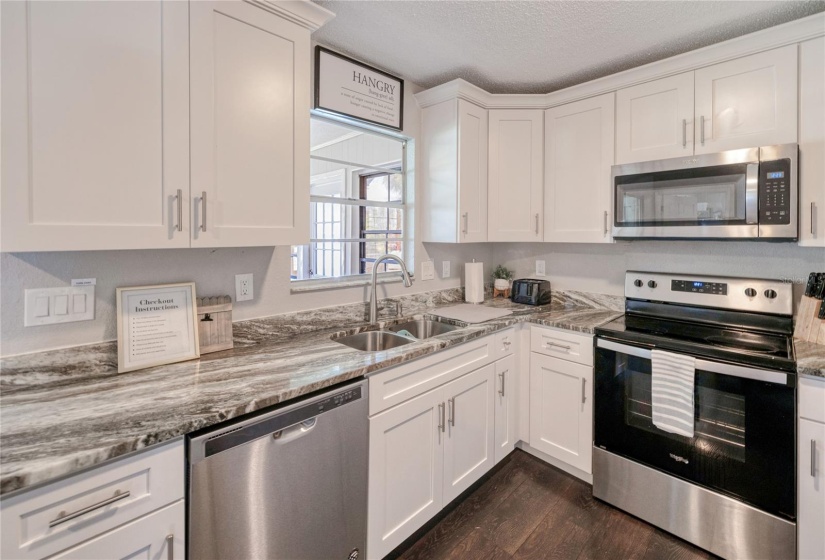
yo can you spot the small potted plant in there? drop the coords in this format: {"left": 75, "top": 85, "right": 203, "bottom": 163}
{"left": 492, "top": 265, "right": 513, "bottom": 291}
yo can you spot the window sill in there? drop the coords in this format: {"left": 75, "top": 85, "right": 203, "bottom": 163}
{"left": 290, "top": 273, "right": 414, "bottom": 294}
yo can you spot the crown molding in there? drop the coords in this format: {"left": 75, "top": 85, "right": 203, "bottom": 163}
{"left": 247, "top": 0, "right": 335, "bottom": 31}
{"left": 415, "top": 12, "right": 825, "bottom": 110}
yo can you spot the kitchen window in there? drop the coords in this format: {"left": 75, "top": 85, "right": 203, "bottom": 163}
{"left": 291, "top": 116, "right": 408, "bottom": 284}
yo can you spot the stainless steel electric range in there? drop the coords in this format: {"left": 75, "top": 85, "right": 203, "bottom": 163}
{"left": 593, "top": 271, "right": 796, "bottom": 560}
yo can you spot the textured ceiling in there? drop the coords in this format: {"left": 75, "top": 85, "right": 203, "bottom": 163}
{"left": 312, "top": 0, "right": 825, "bottom": 94}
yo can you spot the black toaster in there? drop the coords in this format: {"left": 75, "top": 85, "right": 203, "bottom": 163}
{"left": 511, "top": 279, "right": 551, "bottom": 306}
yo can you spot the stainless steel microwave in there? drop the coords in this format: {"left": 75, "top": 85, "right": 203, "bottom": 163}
{"left": 612, "top": 144, "right": 798, "bottom": 240}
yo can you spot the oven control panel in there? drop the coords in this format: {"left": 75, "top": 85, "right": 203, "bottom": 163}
{"left": 759, "top": 158, "right": 791, "bottom": 225}
{"left": 626, "top": 272, "right": 792, "bottom": 315}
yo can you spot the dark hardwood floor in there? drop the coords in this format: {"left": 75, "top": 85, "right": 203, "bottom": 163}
{"left": 396, "top": 450, "right": 716, "bottom": 560}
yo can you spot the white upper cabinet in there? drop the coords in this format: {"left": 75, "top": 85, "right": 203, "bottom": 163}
{"left": 421, "top": 99, "right": 488, "bottom": 243}
{"left": 616, "top": 46, "right": 798, "bottom": 165}
{"left": 1, "top": 1, "right": 190, "bottom": 251}
{"left": 799, "top": 37, "right": 825, "bottom": 247}
{"left": 488, "top": 110, "right": 544, "bottom": 241}
{"left": 694, "top": 45, "right": 797, "bottom": 154}
{"left": 190, "top": 1, "right": 311, "bottom": 247}
{"left": 544, "top": 93, "right": 615, "bottom": 243}
{"left": 616, "top": 73, "right": 694, "bottom": 164}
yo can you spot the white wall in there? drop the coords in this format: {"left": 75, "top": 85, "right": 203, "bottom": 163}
{"left": 0, "top": 69, "right": 494, "bottom": 357}
{"left": 493, "top": 241, "right": 825, "bottom": 305}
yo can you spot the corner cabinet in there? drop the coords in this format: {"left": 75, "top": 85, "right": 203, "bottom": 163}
{"left": 420, "top": 99, "right": 489, "bottom": 243}
{"left": 799, "top": 37, "right": 825, "bottom": 247}
{"left": 544, "top": 93, "right": 615, "bottom": 243}
{"left": 615, "top": 45, "right": 798, "bottom": 164}
{"left": 1, "top": 0, "right": 332, "bottom": 251}
{"left": 488, "top": 110, "right": 544, "bottom": 241}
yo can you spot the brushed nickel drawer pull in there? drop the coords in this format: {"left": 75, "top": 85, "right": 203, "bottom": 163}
{"left": 544, "top": 341, "right": 572, "bottom": 350}
{"left": 812, "top": 202, "right": 816, "bottom": 235}
{"left": 167, "top": 534, "right": 174, "bottom": 560}
{"left": 603, "top": 210, "right": 608, "bottom": 235}
{"left": 200, "top": 191, "right": 207, "bottom": 232}
{"left": 535, "top": 213, "right": 540, "bottom": 235}
{"left": 49, "top": 490, "right": 131, "bottom": 528}
{"left": 438, "top": 402, "right": 445, "bottom": 433}
{"left": 462, "top": 212, "right": 469, "bottom": 235}
{"left": 175, "top": 189, "right": 183, "bottom": 232}
{"left": 581, "top": 378, "right": 587, "bottom": 404}
{"left": 448, "top": 397, "right": 455, "bottom": 426}
{"left": 682, "top": 119, "right": 687, "bottom": 148}
{"left": 499, "top": 371, "right": 507, "bottom": 397}
{"left": 700, "top": 115, "right": 705, "bottom": 146}
{"left": 812, "top": 439, "right": 817, "bottom": 478}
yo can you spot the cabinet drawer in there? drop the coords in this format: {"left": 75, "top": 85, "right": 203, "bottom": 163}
{"left": 800, "top": 376, "right": 825, "bottom": 424}
{"left": 530, "top": 326, "right": 593, "bottom": 366}
{"left": 51, "top": 499, "right": 184, "bottom": 560}
{"left": 494, "top": 328, "right": 516, "bottom": 360}
{"left": 1, "top": 439, "right": 183, "bottom": 560}
{"left": 369, "top": 336, "right": 495, "bottom": 416}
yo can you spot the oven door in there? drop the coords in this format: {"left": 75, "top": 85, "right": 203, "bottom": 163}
{"left": 612, "top": 148, "right": 759, "bottom": 239}
{"left": 594, "top": 338, "right": 795, "bottom": 520}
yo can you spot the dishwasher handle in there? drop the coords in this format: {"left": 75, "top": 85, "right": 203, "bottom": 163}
{"left": 190, "top": 381, "right": 365, "bottom": 463}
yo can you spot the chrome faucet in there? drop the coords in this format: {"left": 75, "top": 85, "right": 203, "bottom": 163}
{"left": 369, "top": 254, "right": 413, "bottom": 324}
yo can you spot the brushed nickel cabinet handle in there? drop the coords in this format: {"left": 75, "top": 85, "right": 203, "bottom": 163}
{"left": 49, "top": 490, "right": 130, "bottom": 528}
{"left": 438, "top": 402, "right": 445, "bottom": 433}
{"left": 682, "top": 119, "right": 687, "bottom": 148}
{"left": 812, "top": 202, "right": 816, "bottom": 235}
{"left": 544, "top": 341, "right": 571, "bottom": 350}
{"left": 812, "top": 439, "right": 817, "bottom": 477}
{"left": 448, "top": 397, "right": 455, "bottom": 426}
{"left": 462, "top": 212, "right": 469, "bottom": 235}
{"left": 535, "top": 213, "right": 539, "bottom": 235}
{"left": 166, "top": 534, "right": 174, "bottom": 560}
{"left": 175, "top": 189, "right": 183, "bottom": 232}
{"left": 603, "top": 211, "right": 608, "bottom": 235}
{"left": 200, "top": 191, "right": 207, "bottom": 232}
{"left": 499, "top": 371, "right": 507, "bottom": 397}
{"left": 700, "top": 115, "right": 705, "bottom": 146}
{"left": 581, "top": 378, "right": 587, "bottom": 404}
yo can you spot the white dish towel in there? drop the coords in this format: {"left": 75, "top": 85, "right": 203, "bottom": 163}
{"left": 651, "top": 349, "right": 696, "bottom": 438}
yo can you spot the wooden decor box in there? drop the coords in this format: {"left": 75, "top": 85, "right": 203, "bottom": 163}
{"left": 197, "top": 296, "right": 234, "bottom": 354}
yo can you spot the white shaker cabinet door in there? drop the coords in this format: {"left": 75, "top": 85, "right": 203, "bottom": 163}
{"left": 457, "top": 100, "right": 490, "bottom": 243}
{"left": 190, "top": 1, "right": 311, "bottom": 247}
{"left": 799, "top": 37, "right": 825, "bottom": 247}
{"left": 529, "top": 354, "right": 594, "bottom": 474}
{"left": 694, "top": 45, "right": 797, "bottom": 155}
{"left": 442, "top": 364, "right": 495, "bottom": 503}
{"left": 488, "top": 110, "right": 544, "bottom": 241}
{"left": 544, "top": 93, "right": 615, "bottom": 243}
{"left": 367, "top": 387, "right": 444, "bottom": 560}
{"left": 615, "top": 72, "right": 694, "bottom": 164}
{"left": 1, "top": 1, "right": 190, "bottom": 251}
{"left": 799, "top": 418, "right": 825, "bottom": 560}
{"left": 494, "top": 354, "right": 517, "bottom": 464}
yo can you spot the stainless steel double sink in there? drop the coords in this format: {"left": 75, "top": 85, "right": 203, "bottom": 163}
{"left": 332, "top": 319, "right": 460, "bottom": 351}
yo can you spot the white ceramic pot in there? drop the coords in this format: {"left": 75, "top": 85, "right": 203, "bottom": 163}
{"left": 494, "top": 278, "right": 509, "bottom": 290}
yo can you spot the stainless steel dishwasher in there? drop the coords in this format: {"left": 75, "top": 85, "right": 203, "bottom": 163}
{"left": 188, "top": 379, "right": 368, "bottom": 560}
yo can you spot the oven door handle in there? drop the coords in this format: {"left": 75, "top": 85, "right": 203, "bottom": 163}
{"left": 596, "top": 338, "right": 790, "bottom": 385}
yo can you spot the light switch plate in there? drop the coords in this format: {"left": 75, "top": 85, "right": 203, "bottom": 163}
{"left": 24, "top": 286, "right": 95, "bottom": 326}
{"left": 536, "top": 260, "right": 546, "bottom": 276}
{"left": 421, "top": 260, "right": 435, "bottom": 281}
{"left": 442, "top": 261, "right": 451, "bottom": 278}
{"left": 235, "top": 273, "right": 253, "bottom": 302}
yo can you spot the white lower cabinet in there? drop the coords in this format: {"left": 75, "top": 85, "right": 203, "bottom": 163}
{"left": 51, "top": 500, "right": 184, "bottom": 560}
{"left": 799, "top": 376, "right": 825, "bottom": 560}
{"left": 494, "top": 354, "right": 517, "bottom": 464}
{"left": 529, "top": 346, "right": 593, "bottom": 474}
{"left": 367, "top": 386, "right": 445, "bottom": 559}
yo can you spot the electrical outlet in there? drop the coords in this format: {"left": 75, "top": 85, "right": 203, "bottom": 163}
{"left": 535, "top": 260, "right": 546, "bottom": 276}
{"left": 442, "top": 261, "right": 451, "bottom": 278}
{"left": 235, "top": 273, "right": 253, "bottom": 302}
{"left": 421, "top": 260, "right": 435, "bottom": 281}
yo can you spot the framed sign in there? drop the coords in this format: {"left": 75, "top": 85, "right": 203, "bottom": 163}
{"left": 315, "top": 46, "right": 404, "bottom": 131}
{"left": 116, "top": 283, "right": 200, "bottom": 373}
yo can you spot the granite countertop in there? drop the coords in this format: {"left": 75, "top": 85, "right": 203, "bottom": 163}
{"left": 0, "top": 291, "right": 622, "bottom": 496}
{"left": 795, "top": 338, "right": 825, "bottom": 379}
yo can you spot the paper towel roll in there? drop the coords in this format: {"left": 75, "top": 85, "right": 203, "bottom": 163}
{"left": 465, "top": 262, "right": 485, "bottom": 303}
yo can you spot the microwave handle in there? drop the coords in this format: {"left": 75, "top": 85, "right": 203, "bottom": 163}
{"left": 745, "top": 162, "right": 759, "bottom": 225}
{"left": 595, "top": 338, "right": 789, "bottom": 386}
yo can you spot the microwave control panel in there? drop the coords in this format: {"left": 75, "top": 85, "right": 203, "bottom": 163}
{"left": 759, "top": 159, "right": 791, "bottom": 225}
